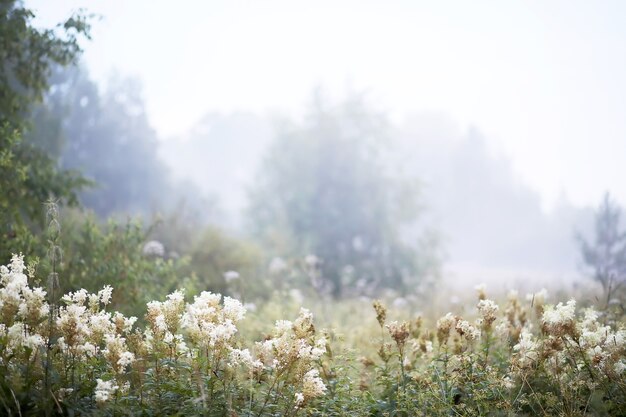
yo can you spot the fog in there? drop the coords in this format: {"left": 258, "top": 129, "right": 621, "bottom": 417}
{"left": 24, "top": 0, "right": 626, "bottom": 293}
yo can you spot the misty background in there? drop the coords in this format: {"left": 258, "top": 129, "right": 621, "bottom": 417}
{"left": 23, "top": 0, "right": 626, "bottom": 293}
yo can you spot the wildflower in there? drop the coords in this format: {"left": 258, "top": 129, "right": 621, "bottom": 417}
{"left": 513, "top": 331, "right": 538, "bottom": 368}
{"left": 224, "top": 270, "right": 240, "bottom": 283}
{"left": 304, "top": 254, "right": 319, "bottom": 267}
{"left": 294, "top": 392, "right": 305, "bottom": 407}
{"left": 94, "top": 379, "right": 118, "bottom": 404}
{"left": 293, "top": 308, "right": 314, "bottom": 338}
{"left": 142, "top": 240, "right": 165, "bottom": 257}
{"left": 372, "top": 300, "right": 387, "bottom": 327}
{"left": 436, "top": 313, "right": 456, "bottom": 344}
{"left": 475, "top": 283, "right": 487, "bottom": 300}
{"left": 223, "top": 297, "right": 246, "bottom": 322}
{"left": 542, "top": 299, "right": 576, "bottom": 336}
{"left": 302, "top": 369, "right": 326, "bottom": 400}
{"left": 98, "top": 285, "right": 113, "bottom": 305}
{"left": 455, "top": 319, "right": 480, "bottom": 340}
{"left": 386, "top": 321, "right": 410, "bottom": 348}
{"left": 113, "top": 312, "right": 137, "bottom": 334}
{"left": 477, "top": 299, "right": 499, "bottom": 327}
{"left": 229, "top": 348, "right": 253, "bottom": 367}
{"left": 269, "top": 257, "right": 287, "bottom": 274}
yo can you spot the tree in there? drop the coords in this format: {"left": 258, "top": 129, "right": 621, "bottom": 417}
{"left": 578, "top": 192, "right": 626, "bottom": 304}
{"left": 248, "top": 93, "right": 436, "bottom": 297}
{"left": 30, "top": 66, "right": 176, "bottom": 217}
{"left": 0, "top": 1, "right": 90, "bottom": 261}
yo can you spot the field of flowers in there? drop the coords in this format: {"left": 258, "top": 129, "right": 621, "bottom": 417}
{"left": 1, "top": 253, "right": 625, "bottom": 417}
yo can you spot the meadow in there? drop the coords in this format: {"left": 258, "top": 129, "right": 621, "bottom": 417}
{"left": 1, "top": 246, "right": 625, "bottom": 416}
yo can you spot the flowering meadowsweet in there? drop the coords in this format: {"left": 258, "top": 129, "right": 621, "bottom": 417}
{"left": 113, "top": 312, "right": 137, "bottom": 334}
{"left": 223, "top": 296, "right": 246, "bottom": 322}
{"left": 386, "top": 320, "right": 410, "bottom": 347}
{"left": 436, "top": 313, "right": 456, "bottom": 344}
{"left": 98, "top": 285, "right": 113, "bottom": 305}
{"left": 294, "top": 392, "right": 305, "bottom": 407}
{"left": 275, "top": 320, "right": 293, "bottom": 336}
{"left": 269, "top": 257, "right": 287, "bottom": 274}
{"left": 513, "top": 331, "right": 538, "bottom": 368}
{"left": 455, "top": 319, "right": 480, "bottom": 340}
{"left": 142, "top": 240, "right": 165, "bottom": 257}
{"left": 103, "top": 334, "right": 134, "bottom": 373}
{"left": 181, "top": 291, "right": 245, "bottom": 350}
{"left": 94, "top": 379, "right": 118, "bottom": 404}
{"left": 293, "top": 307, "right": 315, "bottom": 338}
{"left": 56, "top": 303, "right": 90, "bottom": 352}
{"left": 475, "top": 283, "right": 487, "bottom": 300}
{"left": 542, "top": 299, "right": 576, "bottom": 336}
{"left": 477, "top": 299, "right": 499, "bottom": 327}
{"left": 224, "top": 270, "right": 240, "bottom": 282}
{"left": 302, "top": 369, "right": 326, "bottom": 400}
{"left": 0, "top": 254, "right": 48, "bottom": 329}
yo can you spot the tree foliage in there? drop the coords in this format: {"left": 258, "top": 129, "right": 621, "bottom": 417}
{"left": 29, "top": 66, "right": 176, "bottom": 217}
{"left": 0, "top": 1, "right": 90, "bottom": 261}
{"left": 578, "top": 192, "right": 626, "bottom": 304}
{"left": 249, "top": 94, "right": 434, "bottom": 297}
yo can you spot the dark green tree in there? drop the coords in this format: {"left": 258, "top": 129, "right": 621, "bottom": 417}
{"left": 248, "top": 94, "right": 436, "bottom": 297}
{"left": 0, "top": 1, "right": 90, "bottom": 261}
{"left": 578, "top": 192, "right": 626, "bottom": 305}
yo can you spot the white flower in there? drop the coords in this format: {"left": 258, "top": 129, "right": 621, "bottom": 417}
{"left": 224, "top": 270, "right": 240, "bottom": 282}
{"left": 98, "top": 285, "right": 113, "bottom": 305}
{"left": 542, "top": 299, "right": 576, "bottom": 334}
{"left": 142, "top": 240, "right": 165, "bottom": 257}
{"left": 95, "top": 379, "right": 118, "bottom": 403}
{"left": 294, "top": 392, "right": 305, "bottom": 407}
{"left": 477, "top": 299, "right": 499, "bottom": 323}
{"left": 302, "top": 369, "right": 326, "bottom": 399}
{"left": 229, "top": 348, "right": 254, "bottom": 367}
{"left": 223, "top": 297, "right": 246, "bottom": 322}
{"left": 269, "top": 257, "right": 287, "bottom": 274}
{"left": 275, "top": 320, "right": 293, "bottom": 336}
{"left": 117, "top": 351, "right": 135, "bottom": 368}
{"left": 304, "top": 254, "right": 319, "bottom": 267}
{"left": 513, "top": 331, "right": 538, "bottom": 367}
{"left": 456, "top": 320, "right": 480, "bottom": 340}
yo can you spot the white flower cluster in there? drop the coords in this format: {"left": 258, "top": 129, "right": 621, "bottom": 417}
{"left": 542, "top": 299, "right": 576, "bottom": 336}
{"left": 0, "top": 256, "right": 333, "bottom": 410}
{"left": 0, "top": 255, "right": 48, "bottom": 356}
{"left": 95, "top": 378, "right": 118, "bottom": 404}
{"left": 57, "top": 286, "right": 136, "bottom": 372}
{"left": 513, "top": 331, "right": 539, "bottom": 368}
{"left": 302, "top": 369, "right": 327, "bottom": 398}
{"left": 577, "top": 308, "right": 626, "bottom": 373}
{"left": 455, "top": 319, "right": 481, "bottom": 340}
{"left": 255, "top": 308, "right": 326, "bottom": 372}
{"left": 180, "top": 291, "right": 246, "bottom": 349}
{"left": 477, "top": 299, "right": 499, "bottom": 326}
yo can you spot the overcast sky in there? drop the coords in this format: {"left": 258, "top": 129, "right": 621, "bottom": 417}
{"left": 28, "top": 0, "right": 626, "bottom": 211}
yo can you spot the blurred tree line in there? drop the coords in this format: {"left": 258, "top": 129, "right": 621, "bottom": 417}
{"left": 249, "top": 93, "right": 439, "bottom": 297}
